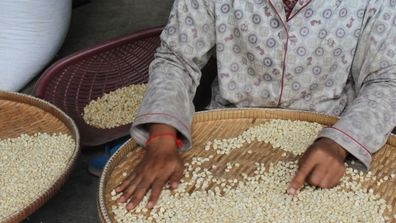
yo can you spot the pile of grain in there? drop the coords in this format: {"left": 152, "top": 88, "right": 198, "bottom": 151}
{"left": 82, "top": 84, "right": 146, "bottom": 129}
{"left": 0, "top": 133, "right": 75, "bottom": 219}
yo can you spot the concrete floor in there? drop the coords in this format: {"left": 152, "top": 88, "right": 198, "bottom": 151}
{"left": 21, "top": 1, "right": 173, "bottom": 222}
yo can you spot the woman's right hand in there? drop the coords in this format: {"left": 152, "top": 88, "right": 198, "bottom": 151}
{"left": 115, "top": 124, "right": 184, "bottom": 211}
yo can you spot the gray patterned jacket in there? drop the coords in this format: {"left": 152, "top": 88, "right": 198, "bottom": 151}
{"left": 131, "top": 0, "right": 396, "bottom": 169}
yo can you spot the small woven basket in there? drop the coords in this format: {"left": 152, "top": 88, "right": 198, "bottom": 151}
{"left": 33, "top": 26, "right": 163, "bottom": 147}
{"left": 0, "top": 91, "right": 80, "bottom": 223}
{"left": 98, "top": 108, "right": 396, "bottom": 223}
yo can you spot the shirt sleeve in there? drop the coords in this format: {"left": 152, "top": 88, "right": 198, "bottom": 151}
{"left": 318, "top": 3, "right": 396, "bottom": 169}
{"left": 130, "top": 0, "right": 216, "bottom": 150}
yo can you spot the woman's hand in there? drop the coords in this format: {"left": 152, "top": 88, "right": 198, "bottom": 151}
{"left": 287, "top": 137, "right": 348, "bottom": 194}
{"left": 115, "top": 124, "right": 184, "bottom": 210}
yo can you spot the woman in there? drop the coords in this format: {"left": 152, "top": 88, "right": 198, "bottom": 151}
{"left": 117, "top": 0, "right": 396, "bottom": 210}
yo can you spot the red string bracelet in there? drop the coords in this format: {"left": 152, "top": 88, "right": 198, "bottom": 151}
{"left": 145, "top": 132, "right": 183, "bottom": 148}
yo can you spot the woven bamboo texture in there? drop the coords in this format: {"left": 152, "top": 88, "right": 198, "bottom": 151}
{"left": 0, "top": 91, "right": 80, "bottom": 223}
{"left": 33, "top": 26, "right": 163, "bottom": 147}
{"left": 98, "top": 108, "right": 396, "bottom": 223}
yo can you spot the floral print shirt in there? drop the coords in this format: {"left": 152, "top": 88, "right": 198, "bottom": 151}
{"left": 131, "top": 0, "right": 396, "bottom": 169}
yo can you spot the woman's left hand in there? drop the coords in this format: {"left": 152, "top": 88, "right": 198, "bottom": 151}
{"left": 287, "top": 137, "right": 348, "bottom": 195}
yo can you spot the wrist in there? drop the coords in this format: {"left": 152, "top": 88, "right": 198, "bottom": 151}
{"left": 145, "top": 124, "right": 183, "bottom": 151}
{"left": 145, "top": 132, "right": 183, "bottom": 148}
{"left": 148, "top": 123, "right": 176, "bottom": 135}
{"left": 317, "top": 137, "right": 348, "bottom": 160}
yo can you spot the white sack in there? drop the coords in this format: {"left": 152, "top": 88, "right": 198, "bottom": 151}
{"left": 0, "top": 0, "right": 72, "bottom": 91}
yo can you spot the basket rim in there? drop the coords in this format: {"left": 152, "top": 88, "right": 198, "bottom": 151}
{"left": 33, "top": 25, "right": 164, "bottom": 100}
{"left": 98, "top": 138, "right": 133, "bottom": 223}
{"left": 0, "top": 90, "right": 80, "bottom": 223}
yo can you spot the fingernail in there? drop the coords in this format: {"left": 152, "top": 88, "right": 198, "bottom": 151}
{"left": 118, "top": 196, "right": 125, "bottom": 203}
{"left": 127, "top": 203, "right": 135, "bottom": 210}
{"left": 146, "top": 201, "right": 154, "bottom": 209}
{"left": 287, "top": 187, "right": 297, "bottom": 195}
{"left": 171, "top": 182, "right": 179, "bottom": 189}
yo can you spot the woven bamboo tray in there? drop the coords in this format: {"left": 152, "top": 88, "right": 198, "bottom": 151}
{"left": 98, "top": 108, "right": 396, "bottom": 223}
{"left": 0, "top": 91, "right": 80, "bottom": 223}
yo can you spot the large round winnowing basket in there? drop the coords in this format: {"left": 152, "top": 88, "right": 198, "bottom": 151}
{"left": 98, "top": 108, "right": 396, "bottom": 223}
{"left": 0, "top": 91, "right": 80, "bottom": 223}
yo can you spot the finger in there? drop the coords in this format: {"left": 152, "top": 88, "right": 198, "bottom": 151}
{"left": 126, "top": 181, "right": 151, "bottom": 211}
{"left": 115, "top": 173, "right": 135, "bottom": 193}
{"left": 118, "top": 178, "right": 141, "bottom": 203}
{"left": 287, "top": 161, "right": 316, "bottom": 195}
{"left": 169, "top": 168, "right": 183, "bottom": 189}
{"left": 319, "top": 166, "right": 345, "bottom": 188}
{"left": 306, "top": 166, "right": 327, "bottom": 187}
{"left": 335, "top": 165, "right": 346, "bottom": 182}
{"left": 146, "top": 178, "right": 168, "bottom": 209}
{"left": 318, "top": 175, "right": 332, "bottom": 188}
